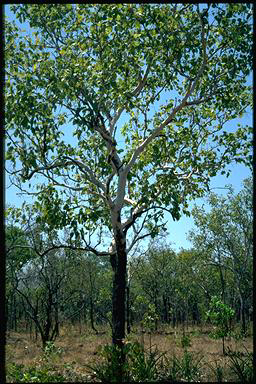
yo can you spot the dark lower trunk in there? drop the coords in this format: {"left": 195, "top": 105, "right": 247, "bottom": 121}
{"left": 90, "top": 296, "right": 98, "bottom": 334}
{"left": 172, "top": 307, "right": 176, "bottom": 328}
{"left": 239, "top": 294, "right": 246, "bottom": 334}
{"left": 110, "top": 226, "right": 127, "bottom": 381}
{"left": 111, "top": 250, "right": 127, "bottom": 345}
{"left": 163, "top": 295, "right": 169, "bottom": 323}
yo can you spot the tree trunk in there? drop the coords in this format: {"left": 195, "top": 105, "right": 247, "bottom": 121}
{"left": 110, "top": 224, "right": 127, "bottom": 381}
{"left": 89, "top": 296, "right": 98, "bottom": 334}
{"left": 239, "top": 293, "right": 246, "bottom": 335}
{"left": 13, "top": 294, "right": 17, "bottom": 331}
{"left": 111, "top": 233, "right": 127, "bottom": 346}
{"left": 126, "top": 283, "right": 131, "bottom": 334}
{"left": 163, "top": 294, "right": 168, "bottom": 323}
{"left": 218, "top": 262, "right": 226, "bottom": 303}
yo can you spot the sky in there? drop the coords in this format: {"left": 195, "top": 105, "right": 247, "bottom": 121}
{"left": 5, "top": 5, "right": 253, "bottom": 252}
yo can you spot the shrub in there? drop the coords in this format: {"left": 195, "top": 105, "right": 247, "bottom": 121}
{"left": 42, "top": 341, "right": 63, "bottom": 362}
{"left": 207, "top": 360, "right": 225, "bottom": 382}
{"left": 164, "top": 350, "right": 203, "bottom": 382}
{"left": 87, "top": 342, "right": 204, "bottom": 383}
{"left": 181, "top": 333, "right": 191, "bottom": 349}
{"left": 206, "top": 296, "right": 235, "bottom": 355}
{"left": 226, "top": 347, "right": 253, "bottom": 382}
{"left": 86, "top": 341, "right": 165, "bottom": 382}
{"left": 6, "top": 362, "right": 65, "bottom": 382}
{"left": 127, "top": 342, "right": 165, "bottom": 382}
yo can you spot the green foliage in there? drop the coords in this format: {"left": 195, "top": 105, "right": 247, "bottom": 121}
{"left": 190, "top": 178, "right": 253, "bottom": 335}
{"left": 226, "top": 347, "right": 253, "bottom": 382}
{"left": 127, "top": 342, "right": 165, "bottom": 382}
{"left": 207, "top": 296, "right": 235, "bottom": 339}
{"left": 86, "top": 341, "right": 205, "bottom": 382}
{"left": 43, "top": 341, "right": 63, "bottom": 362}
{"left": 207, "top": 296, "right": 235, "bottom": 355}
{"left": 5, "top": 4, "right": 253, "bottom": 247}
{"left": 142, "top": 303, "right": 159, "bottom": 333}
{"left": 163, "top": 350, "right": 203, "bottom": 382}
{"left": 86, "top": 344, "right": 126, "bottom": 382}
{"left": 181, "top": 334, "right": 192, "bottom": 349}
{"left": 207, "top": 360, "right": 225, "bottom": 383}
{"left": 87, "top": 341, "right": 165, "bottom": 382}
{"left": 6, "top": 362, "right": 65, "bottom": 383}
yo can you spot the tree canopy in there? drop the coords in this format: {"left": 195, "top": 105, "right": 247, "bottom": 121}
{"left": 5, "top": 3, "right": 252, "bottom": 249}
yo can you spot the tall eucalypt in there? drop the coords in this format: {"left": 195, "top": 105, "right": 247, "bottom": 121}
{"left": 5, "top": 3, "right": 252, "bottom": 353}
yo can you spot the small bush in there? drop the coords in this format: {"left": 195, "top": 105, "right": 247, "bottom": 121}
{"left": 87, "top": 343, "right": 125, "bottom": 382}
{"left": 87, "top": 342, "right": 205, "bottom": 382}
{"left": 207, "top": 360, "right": 225, "bottom": 382}
{"left": 181, "top": 333, "right": 191, "bottom": 348}
{"left": 127, "top": 342, "right": 165, "bottom": 382}
{"left": 226, "top": 347, "right": 253, "bottom": 382}
{"left": 6, "top": 362, "right": 65, "bottom": 382}
{"left": 86, "top": 341, "right": 165, "bottom": 382}
{"left": 164, "top": 350, "right": 203, "bottom": 382}
{"left": 43, "top": 341, "right": 63, "bottom": 362}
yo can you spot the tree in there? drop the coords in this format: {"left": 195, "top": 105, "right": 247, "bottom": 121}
{"left": 5, "top": 4, "right": 252, "bottom": 354}
{"left": 14, "top": 250, "right": 66, "bottom": 348}
{"left": 6, "top": 221, "right": 35, "bottom": 332}
{"left": 206, "top": 296, "right": 235, "bottom": 355}
{"left": 189, "top": 177, "right": 253, "bottom": 334}
{"left": 63, "top": 251, "right": 112, "bottom": 333}
{"left": 132, "top": 242, "right": 177, "bottom": 329}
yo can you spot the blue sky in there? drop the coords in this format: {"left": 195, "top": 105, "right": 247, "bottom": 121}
{"left": 5, "top": 5, "right": 253, "bottom": 252}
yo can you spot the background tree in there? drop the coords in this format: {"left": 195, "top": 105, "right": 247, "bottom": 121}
{"left": 5, "top": 4, "right": 252, "bottom": 351}
{"left": 189, "top": 178, "right": 253, "bottom": 335}
{"left": 131, "top": 243, "right": 177, "bottom": 329}
{"left": 6, "top": 220, "right": 35, "bottom": 333}
{"left": 63, "top": 251, "right": 112, "bottom": 333}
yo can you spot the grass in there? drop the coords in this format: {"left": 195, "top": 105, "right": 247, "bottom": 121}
{"left": 6, "top": 323, "right": 253, "bottom": 382}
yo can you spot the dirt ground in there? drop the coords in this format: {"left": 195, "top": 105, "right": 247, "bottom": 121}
{"left": 5, "top": 323, "right": 253, "bottom": 382}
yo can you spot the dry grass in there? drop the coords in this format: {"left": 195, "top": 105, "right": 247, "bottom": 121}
{"left": 6, "top": 323, "right": 253, "bottom": 382}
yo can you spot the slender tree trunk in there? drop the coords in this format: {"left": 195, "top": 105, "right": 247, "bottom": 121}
{"left": 186, "top": 299, "right": 189, "bottom": 330}
{"left": 89, "top": 296, "right": 98, "bottom": 334}
{"left": 126, "top": 283, "right": 131, "bottom": 334}
{"left": 88, "top": 267, "right": 98, "bottom": 334}
{"left": 154, "top": 297, "right": 158, "bottom": 332}
{"left": 13, "top": 295, "right": 17, "bottom": 331}
{"left": 172, "top": 306, "right": 176, "bottom": 328}
{"left": 239, "top": 293, "right": 246, "bottom": 334}
{"left": 218, "top": 263, "right": 225, "bottom": 303}
{"left": 163, "top": 294, "right": 168, "bottom": 323}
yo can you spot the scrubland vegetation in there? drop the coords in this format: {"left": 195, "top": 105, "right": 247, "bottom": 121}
{"left": 6, "top": 179, "right": 253, "bottom": 382}
{"left": 6, "top": 322, "right": 253, "bottom": 382}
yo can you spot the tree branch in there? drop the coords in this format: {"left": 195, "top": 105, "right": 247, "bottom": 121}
{"left": 124, "top": 11, "right": 208, "bottom": 175}
{"left": 109, "top": 63, "right": 151, "bottom": 136}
